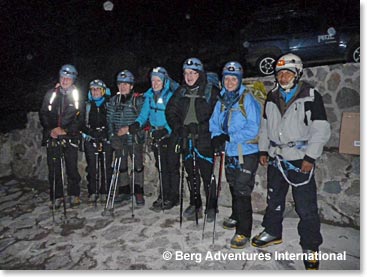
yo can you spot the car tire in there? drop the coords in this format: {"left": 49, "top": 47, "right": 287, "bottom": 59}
{"left": 256, "top": 55, "right": 277, "bottom": 76}
{"left": 348, "top": 43, "right": 360, "bottom": 63}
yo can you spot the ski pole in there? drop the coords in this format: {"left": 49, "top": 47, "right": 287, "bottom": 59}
{"left": 179, "top": 138, "right": 186, "bottom": 228}
{"left": 190, "top": 135, "right": 199, "bottom": 226}
{"left": 131, "top": 137, "right": 135, "bottom": 218}
{"left": 94, "top": 145, "right": 99, "bottom": 208}
{"left": 51, "top": 141, "right": 56, "bottom": 223}
{"left": 155, "top": 140, "right": 164, "bottom": 212}
{"left": 59, "top": 139, "right": 67, "bottom": 221}
{"left": 202, "top": 153, "right": 217, "bottom": 239}
{"left": 212, "top": 151, "right": 225, "bottom": 244}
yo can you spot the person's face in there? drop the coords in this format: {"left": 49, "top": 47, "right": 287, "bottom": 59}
{"left": 184, "top": 69, "right": 199, "bottom": 86}
{"left": 276, "top": 70, "right": 296, "bottom": 87}
{"left": 91, "top": 87, "right": 103, "bottom": 98}
{"left": 224, "top": 75, "right": 239, "bottom": 92}
{"left": 60, "top": 76, "right": 73, "bottom": 89}
{"left": 151, "top": 76, "right": 163, "bottom": 91}
{"left": 118, "top": 82, "right": 133, "bottom": 95}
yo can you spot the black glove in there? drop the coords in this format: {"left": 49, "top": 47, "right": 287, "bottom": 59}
{"left": 129, "top": 122, "right": 140, "bottom": 135}
{"left": 211, "top": 134, "right": 230, "bottom": 151}
{"left": 187, "top": 123, "right": 199, "bottom": 135}
{"left": 152, "top": 129, "right": 168, "bottom": 141}
{"left": 178, "top": 126, "right": 188, "bottom": 138}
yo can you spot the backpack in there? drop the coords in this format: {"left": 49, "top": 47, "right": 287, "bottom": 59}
{"left": 204, "top": 72, "right": 221, "bottom": 103}
{"left": 221, "top": 79, "right": 267, "bottom": 118}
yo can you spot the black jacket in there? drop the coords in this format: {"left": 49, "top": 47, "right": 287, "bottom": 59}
{"left": 81, "top": 97, "right": 110, "bottom": 140}
{"left": 166, "top": 73, "right": 220, "bottom": 150}
{"left": 39, "top": 86, "right": 83, "bottom": 145}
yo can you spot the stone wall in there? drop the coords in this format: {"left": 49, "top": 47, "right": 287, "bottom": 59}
{"left": 0, "top": 63, "right": 360, "bottom": 228}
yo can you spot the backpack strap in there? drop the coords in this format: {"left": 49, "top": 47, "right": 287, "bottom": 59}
{"left": 204, "top": 82, "right": 213, "bottom": 103}
{"left": 85, "top": 102, "right": 92, "bottom": 127}
{"left": 238, "top": 91, "right": 248, "bottom": 119}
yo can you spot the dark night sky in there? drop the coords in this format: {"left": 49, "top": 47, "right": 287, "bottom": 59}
{"left": 0, "top": 0, "right": 359, "bottom": 132}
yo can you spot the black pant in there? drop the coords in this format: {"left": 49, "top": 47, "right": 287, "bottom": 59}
{"left": 262, "top": 159, "right": 323, "bottom": 251}
{"left": 225, "top": 153, "right": 259, "bottom": 237}
{"left": 116, "top": 143, "right": 144, "bottom": 194}
{"left": 153, "top": 136, "right": 180, "bottom": 203}
{"left": 184, "top": 143, "right": 215, "bottom": 210}
{"left": 46, "top": 139, "right": 81, "bottom": 200}
{"left": 84, "top": 140, "right": 113, "bottom": 195}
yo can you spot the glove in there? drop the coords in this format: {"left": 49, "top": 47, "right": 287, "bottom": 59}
{"left": 82, "top": 133, "right": 93, "bottom": 142}
{"left": 152, "top": 129, "right": 168, "bottom": 141}
{"left": 178, "top": 126, "right": 188, "bottom": 138}
{"left": 187, "top": 123, "right": 198, "bottom": 135}
{"left": 129, "top": 122, "right": 140, "bottom": 135}
{"left": 211, "top": 134, "right": 229, "bottom": 151}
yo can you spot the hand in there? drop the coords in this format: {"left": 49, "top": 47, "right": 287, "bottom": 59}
{"left": 211, "top": 134, "right": 229, "bottom": 151}
{"left": 117, "top": 126, "right": 129, "bottom": 136}
{"left": 187, "top": 123, "right": 199, "bottom": 135}
{"left": 82, "top": 133, "right": 93, "bottom": 142}
{"left": 50, "top": 127, "right": 66, "bottom": 139}
{"left": 259, "top": 155, "right": 268, "bottom": 166}
{"left": 178, "top": 126, "right": 188, "bottom": 138}
{"left": 152, "top": 129, "right": 168, "bottom": 140}
{"left": 301, "top": 160, "right": 314, "bottom": 173}
{"left": 129, "top": 122, "right": 140, "bottom": 135}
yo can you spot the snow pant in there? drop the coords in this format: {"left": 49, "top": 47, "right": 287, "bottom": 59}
{"left": 46, "top": 138, "right": 81, "bottom": 200}
{"left": 115, "top": 143, "right": 144, "bottom": 195}
{"left": 262, "top": 158, "right": 323, "bottom": 251}
{"left": 225, "top": 153, "right": 259, "bottom": 237}
{"left": 152, "top": 136, "right": 180, "bottom": 203}
{"left": 184, "top": 144, "right": 215, "bottom": 210}
{"left": 84, "top": 140, "right": 113, "bottom": 196}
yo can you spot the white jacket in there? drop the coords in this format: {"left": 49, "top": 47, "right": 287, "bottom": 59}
{"left": 259, "top": 82, "right": 331, "bottom": 162}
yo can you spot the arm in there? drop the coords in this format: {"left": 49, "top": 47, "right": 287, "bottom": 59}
{"left": 209, "top": 101, "right": 224, "bottom": 138}
{"left": 303, "top": 90, "right": 331, "bottom": 163}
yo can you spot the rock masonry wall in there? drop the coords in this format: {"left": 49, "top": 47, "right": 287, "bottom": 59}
{"left": 0, "top": 63, "right": 360, "bottom": 228}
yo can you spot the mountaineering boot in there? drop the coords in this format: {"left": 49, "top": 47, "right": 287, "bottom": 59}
{"left": 49, "top": 198, "right": 63, "bottom": 210}
{"left": 88, "top": 194, "right": 98, "bottom": 204}
{"left": 135, "top": 193, "right": 145, "bottom": 206}
{"left": 223, "top": 217, "right": 237, "bottom": 230}
{"left": 150, "top": 197, "right": 163, "bottom": 212}
{"left": 114, "top": 193, "right": 131, "bottom": 204}
{"left": 251, "top": 230, "right": 282, "bottom": 248}
{"left": 68, "top": 196, "right": 81, "bottom": 208}
{"left": 206, "top": 209, "right": 216, "bottom": 223}
{"left": 184, "top": 205, "right": 203, "bottom": 221}
{"left": 99, "top": 194, "right": 107, "bottom": 203}
{"left": 230, "top": 234, "right": 249, "bottom": 249}
{"left": 303, "top": 249, "right": 320, "bottom": 270}
{"left": 162, "top": 200, "right": 178, "bottom": 210}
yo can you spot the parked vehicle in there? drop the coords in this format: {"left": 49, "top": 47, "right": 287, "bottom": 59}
{"left": 241, "top": 13, "right": 360, "bottom": 76}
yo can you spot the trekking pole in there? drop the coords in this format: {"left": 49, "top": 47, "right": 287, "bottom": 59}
{"left": 51, "top": 141, "right": 56, "bottom": 223}
{"left": 202, "top": 153, "right": 217, "bottom": 239}
{"left": 190, "top": 136, "right": 199, "bottom": 226}
{"left": 103, "top": 154, "right": 121, "bottom": 216}
{"left": 59, "top": 139, "right": 67, "bottom": 221}
{"left": 179, "top": 138, "right": 186, "bottom": 228}
{"left": 131, "top": 137, "right": 135, "bottom": 218}
{"left": 155, "top": 140, "right": 165, "bottom": 212}
{"left": 94, "top": 143, "right": 99, "bottom": 208}
{"left": 212, "top": 151, "right": 225, "bottom": 245}
{"left": 102, "top": 147, "right": 107, "bottom": 204}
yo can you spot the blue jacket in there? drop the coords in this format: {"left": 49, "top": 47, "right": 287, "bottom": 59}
{"left": 209, "top": 84, "right": 261, "bottom": 156}
{"left": 135, "top": 78, "right": 178, "bottom": 134}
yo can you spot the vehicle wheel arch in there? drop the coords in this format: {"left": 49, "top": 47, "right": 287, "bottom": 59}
{"left": 255, "top": 48, "right": 282, "bottom": 76}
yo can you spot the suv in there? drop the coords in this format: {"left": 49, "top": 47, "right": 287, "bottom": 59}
{"left": 241, "top": 13, "right": 360, "bottom": 76}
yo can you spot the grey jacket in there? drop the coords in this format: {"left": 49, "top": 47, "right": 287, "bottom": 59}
{"left": 259, "top": 81, "right": 330, "bottom": 162}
